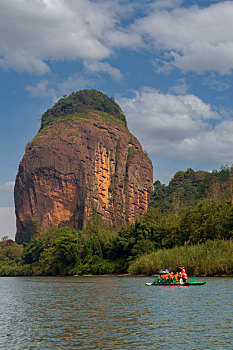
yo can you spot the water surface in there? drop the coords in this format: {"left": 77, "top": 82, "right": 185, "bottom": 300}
{"left": 0, "top": 276, "right": 232, "bottom": 349}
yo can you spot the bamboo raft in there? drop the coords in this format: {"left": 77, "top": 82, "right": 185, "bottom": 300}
{"left": 145, "top": 275, "right": 206, "bottom": 286}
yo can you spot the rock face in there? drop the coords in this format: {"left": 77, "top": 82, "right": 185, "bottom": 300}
{"left": 14, "top": 90, "right": 153, "bottom": 243}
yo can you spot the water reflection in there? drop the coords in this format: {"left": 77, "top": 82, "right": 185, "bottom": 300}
{"left": 0, "top": 277, "right": 232, "bottom": 349}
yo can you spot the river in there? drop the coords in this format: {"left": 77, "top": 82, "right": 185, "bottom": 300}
{"left": 0, "top": 276, "right": 232, "bottom": 349}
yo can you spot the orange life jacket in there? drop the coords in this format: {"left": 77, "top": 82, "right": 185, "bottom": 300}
{"left": 181, "top": 268, "right": 187, "bottom": 277}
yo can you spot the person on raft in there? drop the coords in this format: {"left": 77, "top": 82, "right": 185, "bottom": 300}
{"left": 180, "top": 267, "right": 188, "bottom": 282}
{"left": 174, "top": 272, "right": 180, "bottom": 283}
{"left": 167, "top": 268, "right": 188, "bottom": 283}
{"left": 157, "top": 268, "right": 188, "bottom": 284}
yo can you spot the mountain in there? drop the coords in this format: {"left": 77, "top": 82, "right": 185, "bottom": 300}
{"left": 14, "top": 90, "right": 153, "bottom": 243}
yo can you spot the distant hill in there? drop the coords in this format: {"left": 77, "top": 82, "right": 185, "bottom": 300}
{"left": 150, "top": 166, "right": 233, "bottom": 213}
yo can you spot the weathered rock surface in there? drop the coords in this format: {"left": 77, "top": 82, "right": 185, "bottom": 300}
{"left": 14, "top": 90, "right": 153, "bottom": 242}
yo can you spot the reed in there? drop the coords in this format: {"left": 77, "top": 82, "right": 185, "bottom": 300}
{"left": 128, "top": 240, "right": 233, "bottom": 276}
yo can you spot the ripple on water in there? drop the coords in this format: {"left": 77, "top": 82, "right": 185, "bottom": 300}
{"left": 0, "top": 277, "right": 232, "bottom": 349}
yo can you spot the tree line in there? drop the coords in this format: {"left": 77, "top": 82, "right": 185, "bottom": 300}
{"left": 1, "top": 167, "right": 233, "bottom": 276}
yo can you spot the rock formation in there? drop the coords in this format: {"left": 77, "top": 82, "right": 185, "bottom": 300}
{"left": 14, "top": 90, "right": 153, "bottom": 243}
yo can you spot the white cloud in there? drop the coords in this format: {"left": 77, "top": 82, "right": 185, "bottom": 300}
{"left": 179, "top": 119, "right": 233, "bottom": 163}
{"left": 169, "top": 78, "right": 189, "bottom": 94}
{"left": 132, "top": 1, "right": 233, "bottom": 74}
{"left": 57, "top": 73, "right": 95, "bottom": 95}
{"left": 0, "top": 182, "right": 14, "bottom": 192}
{"left": 203, "top": 73, "right": 230, "bottom": 92}
{"left": 25, "top": 73, "right": 94, "bottom": 101}
{"left": 0, "top": 207, "right": 16, "bottom": 240}
{"left": 1, "top": 1, "right": 233, "bottom": 77}
{"left": 105, "top": 30, "right": 143, "bottom": 49}
{"left": 118, "top": 87, "right": 233, "bottom": 164}
{"left": 25, "top": 80, "right": 57, "bottom": 100}
{"left": 84, "top": 61, "right": 123, "bottom": 81}
{"left": 151, "top": 0, "right": 183, "bottom": 10}
{"left": 0, "top": 51, "right": 51, "bottom": 75}
{"left": 0, "top": 0, "right": 116, "bottom": 74}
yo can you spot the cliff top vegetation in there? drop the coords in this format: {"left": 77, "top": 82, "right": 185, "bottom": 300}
{"left": 41, "top": 89, "right": 126, "bottom": 129}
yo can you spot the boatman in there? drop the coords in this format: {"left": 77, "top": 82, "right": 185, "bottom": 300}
{"left": 181, "top": 267, "right": 188, "bottom": 282}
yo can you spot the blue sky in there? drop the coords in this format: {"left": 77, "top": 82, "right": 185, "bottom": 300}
{"left": 1, "top": 0, "right": 233, "bottom": 239}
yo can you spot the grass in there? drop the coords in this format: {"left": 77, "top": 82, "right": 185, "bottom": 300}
{"left": 128, "top": 240, "right": 233, "bottom": 276}
{"left": 41, "top": 110, "right": 126, "bottom": 130}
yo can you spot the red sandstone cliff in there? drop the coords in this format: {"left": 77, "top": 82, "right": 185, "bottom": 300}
{"left": 14, "top": 90, "right": 153, "bottom": 243}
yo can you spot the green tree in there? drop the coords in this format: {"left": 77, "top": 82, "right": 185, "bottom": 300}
{"left": 22, "top": 227, "right": 82, "bottom": 275}
{"left": 223, "top": 209, "right": 233, "bottom": 239}
{"left": 180, "top": 200, "right": 232, "bottom": 244}
{"left": 0, "top": 238, "right": 23, "bottom": 276}
{"left": 17, "top": 220, "right": 40, "bottom": 245}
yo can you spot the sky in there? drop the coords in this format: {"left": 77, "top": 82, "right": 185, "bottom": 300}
{"left": 1, "top": 0, "right": 233, "bottom": 239}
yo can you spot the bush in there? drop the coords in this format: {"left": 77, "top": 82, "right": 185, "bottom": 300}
{"left": 41, "top": 89, "right": 126, "bottom": 128}
{"left": 128, "top": 240, "right": 233, "bottom": 276}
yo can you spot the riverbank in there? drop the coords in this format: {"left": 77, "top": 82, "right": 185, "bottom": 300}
{"left": 78, "top": 274, "right": 233, "bottom": 277}
{"left": 128, "top": 240, "right": 233, "bottom": 276}
{"left": 1, "top": 239, "right": 232, "bottom": 277}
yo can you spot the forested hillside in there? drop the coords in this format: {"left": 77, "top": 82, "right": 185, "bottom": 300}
{"left": 1, "top": 166, "right": 233, "bottom": 276}
{"left": 151, "top": 166, "right": 233, "bottom": 213}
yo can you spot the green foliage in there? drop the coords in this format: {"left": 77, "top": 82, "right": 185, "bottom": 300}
{"left": 0, "top": 264, "right": 31, "bottom": 277}
{"left": 151, "top": 166, "right": 233, "bottom": 214}
{"left": 110, "top": 217, "right": 181, "bottom": 264}
{"left": 23, "top": 227, "right": 82, "bottom": 275}
{"left": 128, "top": 240, "right": 233, "bottom": 276}
{"left": 212, "top": 166, "right": 231, "bottom": 182}
{"left": 41, "top": 89, "right": 126, "bottom": 128}
{"left": 180, "top": 200, "right": 233, "bottom": 244}
{"left": 16, "top": 220, "right": 40, "bottom": 245}
{"left": 22, "top": 239, "right": 43, "bottom": 264}
{"left": 78, "top": 213, "right": 121, "bottom": 274}
{"left": 0, "top": 238, "right": 25, "bottom": 276}
{"left": 3, "top": 219, "right": 126, "bottom": 276}
{"left": 2, "top": 164, "right": 233, "bottom": 277}
{"left": 0, "top": 239, "right": 22, "bottom": 263}
{"left": 223, "top": 208, "right": 233, "bottom": 239}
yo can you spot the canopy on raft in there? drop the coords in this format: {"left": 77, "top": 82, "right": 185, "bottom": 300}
{"left": 159, "top": 269, "right": 171, "bottom": 274}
